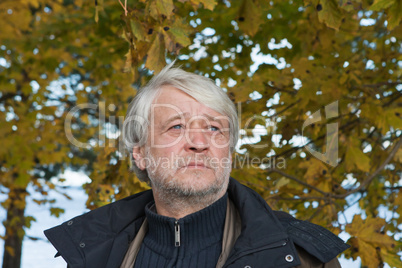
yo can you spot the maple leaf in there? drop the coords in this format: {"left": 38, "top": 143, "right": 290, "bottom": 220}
{"left": 346, "top": 215, "right": 398, "bottom": 268}
{"left": 317, "top": 0, "right": 344, "bottom": 30}
{"left": 345, "top": 137, "right": 371, "bottom": 172}
{"left": 238, "top": 0, "right": 263, "bottom": 36}
{"left": 145, "top": 33, "right": 166, "bottom": 72}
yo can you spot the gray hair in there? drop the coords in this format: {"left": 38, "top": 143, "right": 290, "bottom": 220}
{"left": 123, "top": 62, "right": 239, "bottom": 182}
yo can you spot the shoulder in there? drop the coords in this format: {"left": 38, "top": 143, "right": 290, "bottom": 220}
{"left": 44, "top": 190, "right": 153, "bottom": 267}
{"left": 273, "top": 211, "right": 349, "bottom": 264}
{"left": 294, "top": 245, "right": 342, "bottom": 268}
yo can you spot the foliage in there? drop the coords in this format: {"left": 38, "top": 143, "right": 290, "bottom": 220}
{"left": 0, "top": 0, "right": 148, "bottom": 266}
{"left": 114, "top": 0, "right": 402, "bottom": 267}
{"left": 0, "top": 0, "right": 401, "bottom": 267}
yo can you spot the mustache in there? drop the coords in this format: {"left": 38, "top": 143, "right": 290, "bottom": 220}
{"left": 145, "top": 154, "right": 226, "bottom": 170}
{"left": 175, "top": 156, "right": 213, "bottom": 169}
{"left": 143, "top": 149, "right": 231, "bottom": 172}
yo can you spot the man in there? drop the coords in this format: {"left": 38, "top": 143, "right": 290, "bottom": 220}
{"left": 45, "top": 64, "right": 349, "bottom": 268}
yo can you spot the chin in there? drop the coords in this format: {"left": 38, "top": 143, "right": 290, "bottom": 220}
{"left": 171, "top": 173, "right": 226, "bottom": 196}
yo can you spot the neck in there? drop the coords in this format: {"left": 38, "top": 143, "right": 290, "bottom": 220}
{"left": 152, "top": 187, "right": 227, "bottom": 219}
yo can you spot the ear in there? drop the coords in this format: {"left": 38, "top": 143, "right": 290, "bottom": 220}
{"left": 132, "top": 146, "right": 146, "bottom": 170}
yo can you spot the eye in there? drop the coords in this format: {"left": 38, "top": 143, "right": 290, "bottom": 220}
{"left": 170, "top": 124, "right": 184, "bottom": 130}
{"left": 209, "top": 125, "right": 220, "bottom": 132}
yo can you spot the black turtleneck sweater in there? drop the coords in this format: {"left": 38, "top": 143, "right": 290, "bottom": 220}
{"left": 133, "top": 193, "right": 228, "bottom": 268}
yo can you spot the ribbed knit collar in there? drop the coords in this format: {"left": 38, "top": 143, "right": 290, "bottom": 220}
{"left": 143, "top": 193, "right": 227, "bottom": 258}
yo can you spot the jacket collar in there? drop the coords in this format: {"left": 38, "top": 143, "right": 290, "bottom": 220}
{"left": 224, "top": 178, "right": 291, "bottom": 264}
{"left": 45, "top": 178, "right": 296, "bottom": 267}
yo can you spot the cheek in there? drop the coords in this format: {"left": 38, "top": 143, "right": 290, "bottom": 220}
{"left": 150, "top": 131, "right": 186, "bottom": 149}
{"left": 149, "top": 140, "right": 184, "bottom": 157}
{"left": 210, "top": 133, "right": 230, "bottom": 148}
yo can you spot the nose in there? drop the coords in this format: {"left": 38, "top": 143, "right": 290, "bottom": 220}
{"left": 185, "top": 128, "right": 209, "bottom": 153}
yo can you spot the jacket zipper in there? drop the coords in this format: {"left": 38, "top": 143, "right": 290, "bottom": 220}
{"left": 175, "top": 220, "right": 180, "bottom": 247}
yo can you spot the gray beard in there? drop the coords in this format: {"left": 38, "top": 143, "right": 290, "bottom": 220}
{"left": 145, "top": 148, "right": 231, "bottom": 211}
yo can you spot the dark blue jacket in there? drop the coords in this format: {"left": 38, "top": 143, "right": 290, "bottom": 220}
{"left": 44, "top": 178, "right": 349, "bottom": 267}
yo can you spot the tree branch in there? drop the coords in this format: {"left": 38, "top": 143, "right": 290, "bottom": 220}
{"left": 267, "top": 100, "right": 300, "bottom": 119}
{"left": 267, "top": 168, "right": 329, "bottom": 196}
{"left": 267, "top": 136, "right": 402, "bottom": 200}
{"left": 361, "top": 81, "right": 401, "bottom": 89}
{"left": 118, "top": 0, "right": 128, "bottom": 16}
{"left": 333, "top": 136, "right": 402, "bottom": 199}
{"left": 273, "top": 117, "right": 360, "bottom": 160}
{"left": 382, "top": 92, "right": 402, "bottom": 107}
{"left": 266, "top": 195, "right": 328, "bottom": 201}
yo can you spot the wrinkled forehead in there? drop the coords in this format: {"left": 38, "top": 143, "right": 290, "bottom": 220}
{"left": 150, "top": 86, "right": 229, "bottom": 121}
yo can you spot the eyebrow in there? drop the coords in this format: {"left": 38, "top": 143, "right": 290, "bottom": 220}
{"left": 161, "top": 113, "right": 228, "bottom": 129}
{"left": 161, "top": 113, "right": 186, "bottom": 130}
{"left": 202, "top": 114, "right": 227, "bottom": 128}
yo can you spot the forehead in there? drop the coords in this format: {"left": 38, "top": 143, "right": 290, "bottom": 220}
{"left": 153, "top": 86, "right": 194, "bottom": 103}
{"left": 151, "top": 86, "right": 227, "bottom": 120}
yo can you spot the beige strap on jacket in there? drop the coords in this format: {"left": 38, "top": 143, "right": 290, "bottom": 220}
{"left": 216, "top": 198, "right": 241, "bottom": 268}
{"left": 119, "top": 218, "right": 148, "bottom": 268}
{"left": 120, "top": 199, "right": 241, "bottom": 268}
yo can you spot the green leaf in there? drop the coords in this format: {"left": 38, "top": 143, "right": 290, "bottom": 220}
{"left": 169, "top": 28, "right": 191, "bottom": 47}
{"left": 130, "top": 20, "right": 147, "bottom": 41}
{"left": 317, "top": 0, "right": 344, "bottom": 30}
{"left": 24, "top": 216, "right": 36, "bottom": 228}
{"left": 238, "top": 0, "right": 263, "bottom": 36}
{"left": 156, "top": 0, "right": 174, "bottom": 18}
{"left": 15, "top": 173, "right": 30, "bottom": 187}
{"left": 340, "top": 0, "right": 360, "bottom": 12}
{"left": 387, "top": 0, "right": 402, "bottom": 30}
{"left": 369, "top": 0, "right": 396, "bottom": 11}
{"left": 164, "top": 19, "right": 192, "bottom": 51}
{"left": 50, "top": 207, "right": 65, "bottom": 218}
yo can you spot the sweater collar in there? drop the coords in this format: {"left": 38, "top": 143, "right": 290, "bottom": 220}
{"left": 143, "top": 193, "right": 227, "bottom": 257}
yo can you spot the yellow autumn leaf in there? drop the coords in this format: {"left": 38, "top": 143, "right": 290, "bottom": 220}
{"left": 97, "top": 184, "right": 115, "bottom": 202}
{"left": 385, "top": 108, "right": 402, "bottom": 130}
{"left": 149, "top": 0, "right": 160, "bottom": 20}
{"left": 145, "top": 34, "right": 166, "bottom": 72}
{"left": 348, "top": 237, "right": 380, "bottom": 268}
{"left": 298, "top": 158, "right": 329, "bottom": 183}
{"left": 394, "top": 148, "right": 402, "bottom": 163}
{"left": 346, "top": 215, "right": 397, "bottom": 267}
{"left": 22, "top": 0, "right": 40, "bottom": 8}
{"left": 198, "top": 0, "right": 217, "bottom": 10}
{"left": 344, "top": 138, "right": 371, "bottom": 172}
{"left": 345, "top": 215, "right": 395, "bottom": 249}
{"left": 274, "top": 177, "right": 290, "bottom": 190}
{"left": 379, "top": 248, "right": 402, "bottom": 268}
{"left": 122, "top": 50, "right": 133, "bottom": 73}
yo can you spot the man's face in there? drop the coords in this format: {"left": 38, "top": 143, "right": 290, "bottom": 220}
{"left": 134, "top": 86, "right": 232, "bottom": 197}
